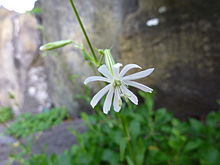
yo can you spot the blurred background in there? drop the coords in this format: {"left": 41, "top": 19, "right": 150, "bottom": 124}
{"left": 0, "top": 0, "right": 220, "bottom": 118}
{"left": 0, "top": 0, "right": 220, "bottom": 164}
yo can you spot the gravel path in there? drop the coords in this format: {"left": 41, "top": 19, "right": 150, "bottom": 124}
{"left": 30, "top": 119, "right": 85, "bottom": 155}
{"left": 0, "top": 125, "right": 15, "bottom": 165}
{"left": 0, "top": 119, "right": 85, "bottom": 165}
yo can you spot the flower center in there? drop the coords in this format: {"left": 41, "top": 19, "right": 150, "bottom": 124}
{"left": 113, "top": 80, "right": 121, "bottom": 87}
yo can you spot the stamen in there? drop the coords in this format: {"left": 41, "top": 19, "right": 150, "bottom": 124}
{"left": 113, "top": 80, "right": 121, "bottom": 87}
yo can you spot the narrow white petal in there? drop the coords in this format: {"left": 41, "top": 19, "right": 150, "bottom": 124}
{"left": 90, "top": 84, "right": 111, "bottom": 108}
{"left": 120, "top": 85, "right": 138, "bottom": 105}
{"left": 120, "top": 64, "right": 142, "bottom": 77}
{"left": 113, "top": 88, "right": 121, "bottom": 112}
{"left": 125, "top": 80, "right": 153, "bottom": 93}
{"left": 98, "top": 65, "right": 113, "bottom": 79}
{"left": 84, "top": 76, "right": 110, "bottom": 85}
{"left": 103, "top": 87, "right": 114, "bottom": 114}
{"left": 123, "top": 68, "right": 154, "bottom": 81}
{"left": 112, "top": 63, "right": 122, "bottom": 77}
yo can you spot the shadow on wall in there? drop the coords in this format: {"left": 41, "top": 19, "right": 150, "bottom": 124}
{"left": 119, "top": 0, "right": 220, "bottom": 118}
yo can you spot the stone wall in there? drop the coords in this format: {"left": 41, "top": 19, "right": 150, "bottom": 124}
{"left": 0, "top": 7, "right": 51, "bottom": 115}
{"left": 119, "top": 0, "right": 220, "bottom": 117}
{"left": 39, "top": 0, "right": 220, "bottom": 118}
{"left": 0, "top": 1, "right": 220, "bottom": 117}
{"left": 39, "top": 0, "right": 131, "bottom": 116}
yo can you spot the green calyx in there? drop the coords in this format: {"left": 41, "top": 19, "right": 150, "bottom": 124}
{"left": 104, "top": 49, "right": 115, "bottom": 74}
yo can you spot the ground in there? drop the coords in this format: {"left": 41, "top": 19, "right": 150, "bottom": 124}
{"left": 0, "top": 119, "right": 85, "bottom": 164}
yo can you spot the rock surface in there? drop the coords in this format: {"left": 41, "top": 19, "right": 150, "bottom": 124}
{"left": 0, "top": 7, "right": 51, "bottom": 114}
{"left": 39, "top": 0, "right": 220, "bottom": 117}
{"left": 30, "top": 119, "right": 85, "bottom": 155}
{"left": 119, "top": 0, "right": 220, "bottom": 117}
{"left": 0, "top": 120, "right": 85, "bottom": 164}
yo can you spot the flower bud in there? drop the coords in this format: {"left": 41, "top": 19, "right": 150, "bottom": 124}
{"left": 40, "top": 40, "right": 73, "bottom": 51}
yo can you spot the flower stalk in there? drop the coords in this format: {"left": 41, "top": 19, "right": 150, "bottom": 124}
{"left": 117, "top": 113, "right": 137, "bottom": 164}
{"left": 67, "top": 1, "right": 154, "bottom": 164}
{"left": 69, "top": 0, "right": 98, "bottom": 64}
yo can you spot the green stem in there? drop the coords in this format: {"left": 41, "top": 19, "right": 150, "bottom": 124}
{"left": 69, "top": 0, "right": 98, "bottom": 63}
{"left": 98, "top": 53, "right": 105, "bottom": 67}
{"left": 117, "top": 114, "right": 137, "bottom": 164}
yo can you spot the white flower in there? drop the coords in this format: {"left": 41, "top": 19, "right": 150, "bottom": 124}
{"left": 84, "top": 63, "right": 154, "bottom": 114}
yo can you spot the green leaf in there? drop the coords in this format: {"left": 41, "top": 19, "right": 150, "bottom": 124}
{"left": 129, "top": 120, "right": 141, "bottom": 138}
{"left": 206, "top": 111, "right": 220, "bottom": 128}
{"left": 81, "top": 49, "right": 94, "bottom": 62}
{"left": 126, "top": 156, "right": 135, "bottom": 165}
{"left": 58, "top": 153, "right": 72, "bottom": 165}
{"left": 168, "top": 133, "right": 186, "bottom": 150}
{"left": 148, "top": 150, "right": 169, "bottom": 164}
{"left": 26, "top": 7, "right": 42, "bottom": 15}
{"left": 6, "top": 108, "right": 68, "bottom": 138}
{"left": 139, "top": 92, "right": 154, "bottom": 118}
{"left": 119, "top": 137, "right": 128, "bottom": 161}
{"left": 102, "top": 149, "right": 120, "bottom": 165}
{"left": 184, "top": 139, "right": 202, "bottom": 152}
{"left": 200, "top": 146, "right": 220, "bottom": 164}
{"left": 155, "top": 108, "right": 172, "bottom": 125}
{"left": 189, "top": 118, "right": 204, "bottom": 133}
{"left": 135, "top": 139, "right": 146, "bottom": 165}
{"left": 0, "top": 107, "right": 13, "bottom": 123}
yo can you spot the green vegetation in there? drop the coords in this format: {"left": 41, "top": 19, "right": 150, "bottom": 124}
{"left": 0, "top": 107, "right": 13, "bottom": 123}
{"left": 6, "top": 108, "right": 69, "bottom": 139}
{"left": 26, "top": 7, "right": 42, "bottom": 15}
{"left": 11, "top": 93, "right": 220, "bottom": 165}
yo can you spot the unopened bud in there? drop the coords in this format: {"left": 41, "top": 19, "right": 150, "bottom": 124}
{"left": 40, "top": 40, "right": 73, "bottom": 51}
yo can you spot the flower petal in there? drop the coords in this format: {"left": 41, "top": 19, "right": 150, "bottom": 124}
{"left": 120, "top": 64, "right": 142, "bottom": 77}
{"left": 84, "top": 76, "right": 110, "bottom": 85}
{"left": 90, "top": 84, "right": 111, "bottom": 108}
{"left": 120, "top": 85, "right": 138, "bottom": 105}
{"left": 125, "top": 80, "right": 153, "bottom": 93}
{"left": 112, "top": 63, "right": 122, "bottom": 78}
{"left": 123, "top": 68, "right": 154, "bottom": 81}
{"left": 103, "top": 87, "right": 114, "bottom": 114}
{"left": 98, "top": 65, "right": 113, "bottom": 79}
{"left": 113, "top": 88, "right": 122, "bottom": 112}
